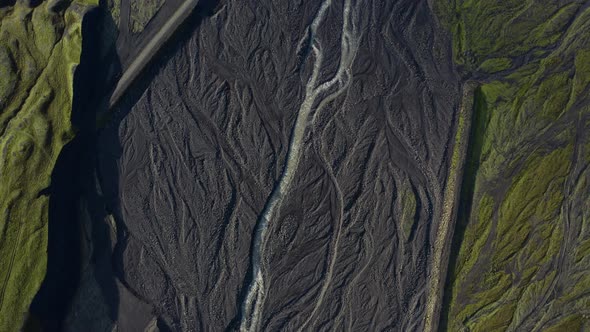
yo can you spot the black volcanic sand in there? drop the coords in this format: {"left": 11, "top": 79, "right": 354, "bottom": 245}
{"left": 89, "top": 0, "right": 462, "bottom": 330}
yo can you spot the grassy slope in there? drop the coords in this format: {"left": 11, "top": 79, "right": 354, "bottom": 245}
{"left": 435, "top": 0, "right": 590, "bottom": 330}
{"left": 0, "top": 0, "right": 96, "bottom": 330}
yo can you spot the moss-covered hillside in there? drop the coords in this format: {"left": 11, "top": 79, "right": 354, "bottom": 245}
{"left": 0, "top": 0, "right": 96, "bottom": 329}
{"left": 436, "top": 0, "right": 590, "bottom": 330}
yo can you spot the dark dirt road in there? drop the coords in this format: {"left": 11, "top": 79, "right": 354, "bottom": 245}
{"left": 93, "top": 0, "right": 461, "bottom": 330}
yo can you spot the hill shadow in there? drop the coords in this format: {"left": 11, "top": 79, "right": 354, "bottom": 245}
{"left": 439, "top": 86, "right": 489, "bottom": 331}
{"left": 27, "top": 4, "right": 121, "bottom": 331}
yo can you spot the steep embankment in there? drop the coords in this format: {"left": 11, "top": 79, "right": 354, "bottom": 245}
{"left": 0, "top": 0, "right": 96, "bottom": 329}
{"left": 425, "top": 82, "right": 476, "bottom": 332}
{"left": 436, "top": 1, "right": 590, "bottom": 330}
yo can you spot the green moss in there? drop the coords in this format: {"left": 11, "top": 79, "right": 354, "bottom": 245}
{"left": 454, "top": 194, "right": 493, "bottom": 281}
{"left": 0, "top": 46, "right": 17, "bottom": 108}
{"left": 536, "top": 72, "right": 572, "bottom": 121}
{"left": 130, "top": 0, "right": 164, "bottom": 33}
{"left": 31, "top": 9, "right": 61, "bottom": 57}
{"left": 479, "top": 81, "right": 513, "bottom": 105}
{"left": 545, "top": 315, "right": 585, "bottom": 332}
{"left": 577, "top": 239, "right": 590, "bottom": 263}
{"left": 399, "top": 187, "right": 416, "bottom": 240}
{"left": 498, "top": 147, "right": 571, "bottom": 227}
{"left": 478, "top": 57, "right": 512, "bottom": 73}
{"left": 492, "top": 146, "right": 571, "bottom": 269}
{"left": 562, "top": 273, "right": 590, "bottom": 303}
{"left": 453, "top": 273, "right": 512, "bottom": 329}
{"left": 107, "top": 0, "right": 121, "bottom": 26}
{"left": 527, "top": 3, "right": 579, "bottom": 49}
{"left": 573, "top": 49, "right": 590, "bottom": 100}
{"left": 0, "top": 0, "right": 97, "bottom": 330}
{"left": 435, "top": 1, "right": 581, "bottom": 70}
{"left": 438, "top": 3, "right": 590, "bottom": 329}
{"left": 471, "top": 303, "right": 516, "bottom": 332}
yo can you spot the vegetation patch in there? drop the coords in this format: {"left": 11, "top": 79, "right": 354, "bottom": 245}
{"left": 398, "top": 184, "right": 417, "bottom": 241}
{"left": 130, "top": 0, "right": 164, "bottom": 33}
{"left": 0, "top": 0, "right": 96, "bottom": 330}
{"left": 478, "top": 57, "right": 512, "bottom": 73}
{"left": 438, "top": 1, "right": 590, "bottom": 331}
{"left": 107, "top": 0, "right": 120, "bottom": 27}
{"left": 435, "top": 0, "right": 582, "bottom": 71}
